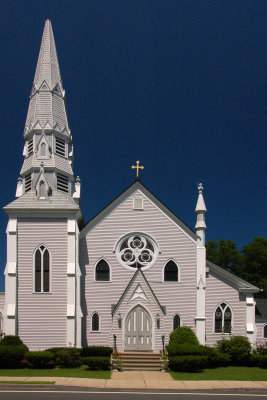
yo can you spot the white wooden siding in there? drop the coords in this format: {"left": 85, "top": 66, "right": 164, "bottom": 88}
{"left": 256, "top": 322, "right": 267, "bottom": 346}
{"left": 0, "top": 292, "right": 5, "bottom": 311}
{"left": 17, "top": 218, "right": 68, "bottom": 350}
{"left": 80, "top": 189, "right": 196, "bottom": 350}
{"left": 206, "top": 270, "right": 247, "bottom": 346}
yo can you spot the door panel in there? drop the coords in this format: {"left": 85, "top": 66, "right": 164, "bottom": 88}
{"left": 125, "top": 306, "right": 152, "bottom": 350}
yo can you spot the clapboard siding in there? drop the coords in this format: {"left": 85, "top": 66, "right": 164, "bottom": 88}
{"left": 17, "top": 218, "right": 68, "bottom": 350}
{"left": 80, "top": 190, "right": 196, "bottom": 350}
{"left": 256, "top": 322, "right": 267, "bottom": 345}
{"left": 0, "top": 292, "right": 4, "bottom": 311}
{"left": 206, "top": 270, "right": 246, "bottom": 346}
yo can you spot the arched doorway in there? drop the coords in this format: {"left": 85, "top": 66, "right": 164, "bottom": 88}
{"left": 125, "top": 305, "right": 152, "bottom": 350}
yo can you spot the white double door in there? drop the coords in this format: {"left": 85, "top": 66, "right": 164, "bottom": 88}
{"left": 125, "top": 306, "right": 152, "bottom": 350}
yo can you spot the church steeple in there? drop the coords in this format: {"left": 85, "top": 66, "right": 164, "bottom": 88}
{"left": 24, "top": 19, "right": 69, "bottom": 135}
{"left": 17, "top": 20, "right": 80, "bottom": 203}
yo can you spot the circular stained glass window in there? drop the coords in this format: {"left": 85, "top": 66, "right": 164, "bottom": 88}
{"left": 117, "top": 234, "right": 158, "bottom": 270}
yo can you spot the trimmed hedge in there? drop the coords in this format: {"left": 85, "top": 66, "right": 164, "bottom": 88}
{"left": 169, "top": 327, "right": 199, "bottom": 346}
{"left": 0, "top": 335, "right": 26, "bottom": 347}
{"left": 0, "top": 345, "right": 27, "bottom": 368}
{"left": 250, "top": 354, "right": 267, "bottom": 369}
{"left": 25, "top": 351, "right": 55, "bottom": 369}
{"left": 56, "top": 348, "right": 82, "bottom": 368}
{"left": 166, "top": 344, "right": 230, "bottom": 370}
{"left": 81, "top": 346, "right": 113, "bottom": 357}
{"left": 168, "top": 355, "right": 208, "bottom": 372}
{"left": 83, "top": 356, "right": 111, "bottom": 370}
{"left": 166, "top": 344, "right": 215, "bottom": 356}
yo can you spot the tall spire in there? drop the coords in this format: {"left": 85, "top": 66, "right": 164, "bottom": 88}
{"left": 24, "top": 19, "right": 70, "bottom": 136}
{"left": 15, "top": 20, "right": 81, "bottom": 204}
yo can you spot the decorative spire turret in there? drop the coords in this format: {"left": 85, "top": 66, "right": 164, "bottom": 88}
{"left": 16, "top": 20, "right": 80, "bottom": 203}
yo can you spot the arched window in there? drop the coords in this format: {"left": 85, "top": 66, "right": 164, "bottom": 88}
{"left": 173, "top": 314, "right": 180, "bottom": 330}
{"left": 214, "top": 302, "right": 232, "bottom": 333}
{"left": 95, "top": 259, "right": 110, "bottom": 281}
{"left": 164, "top": 260, "right": 178, "bottom": 282}
{"left": 34, "top": 245, "right": 50, "bottom": 292}
{"left": 264, "top": 325, "right": 267, "bottom": 338}
{"left": 40, "top": 142, "right": 46, "bottom": 156}
{"left": 92, "top": 313, "right": 99, "bottom": 331}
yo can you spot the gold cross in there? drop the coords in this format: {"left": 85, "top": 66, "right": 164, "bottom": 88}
{"left": 131, "top": 160, "right": 144, "bottom": 177}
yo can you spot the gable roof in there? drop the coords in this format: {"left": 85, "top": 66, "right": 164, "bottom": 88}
{"left": 80, "top": 179, "right": 196, "bottom": 241}
{"left": 207, "top": 260, "right": 260, "bottom": 294}
{"left": 112, "top": 267, "right": 166, "bottom": 316}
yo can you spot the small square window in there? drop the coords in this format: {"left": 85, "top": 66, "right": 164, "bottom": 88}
{"left": 133, "top": 197, "right": 143, "bottom": 210}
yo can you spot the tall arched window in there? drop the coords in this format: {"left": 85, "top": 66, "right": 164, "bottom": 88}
{"left": 264, "top": 325, "right": 267, "bottom": 338}
{"left": 91, "top": 313, "right": 100, "bottom": 331}
{"left": 34, "top": 245, "right": 50, "bottom": 292}
{"left": 95, "top": 259, "right": 110, "bottom": 281}
{"left": 164, "top": 260, "right": 178, "bottom": 282}
{"left": 173, "top": 314, "right": 180, "bottom": 330}
{"left": 214, "top": 302, "right": 232, "bottom": 333}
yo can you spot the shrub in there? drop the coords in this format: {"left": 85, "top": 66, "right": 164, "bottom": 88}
{"left": 0, "top": 345, "right": 27, "bottom": 368}
{"left": 56, "top": 348, "right": 82, "bottom": 368}
{"left": 216, "top": 336, "right": 252, "bottom": 365}
{"left": 83, "top": 356, "right": 110, "bottom": 370}
{"left": 169, "top": 327, "right": 199, "bottom": 346}
{"left": 250, "top": 354, "right": 267, "bottom": 369}
{"left": 166, "top": 344, "right": 214, "bottom": 356}
{"left": 168, "top": 355, "right": 208, "bottom": 372}
{"left": 25, "top": 351, "right": 55, "bottom": 369}
{"left": 81, "top": 346, "right": 113, "bottom": 357}
{"left": 45, "top": 347, "right": 68, "bottom": 357}
{"left": 253, "top": 344, "right": 267, "bottom": 355}
{"left": 0, "top": 335, "right": 27, "bottom": 348}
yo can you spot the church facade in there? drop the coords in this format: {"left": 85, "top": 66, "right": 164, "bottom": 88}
{"left": 0, "top": 20, "right": 263, "bottom": 351}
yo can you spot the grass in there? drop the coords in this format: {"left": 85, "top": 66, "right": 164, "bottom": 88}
{"left": 0, "top": 367, "right": 111, "bottom": 379}
{"left": 170, "top": 366, "right": 267, "bottom": 381}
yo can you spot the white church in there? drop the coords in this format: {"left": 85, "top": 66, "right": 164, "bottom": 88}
{"left": 0, "top": 20, "right": 264, "bottom": 351}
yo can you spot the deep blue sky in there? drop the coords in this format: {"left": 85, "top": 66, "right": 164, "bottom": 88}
{"left": 0, "top": 1, "right": 266, "bottom": 290}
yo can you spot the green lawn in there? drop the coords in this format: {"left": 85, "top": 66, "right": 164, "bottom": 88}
{"left": 0, "top": 367, "right": 111, "bottom": 379}
{"left": 170, "top": 366, "right": 267, "bottom": 381}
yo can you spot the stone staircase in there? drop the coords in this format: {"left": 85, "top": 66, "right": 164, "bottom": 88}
{"left": 117, "top": 351, "right": 162, "bottom": 371}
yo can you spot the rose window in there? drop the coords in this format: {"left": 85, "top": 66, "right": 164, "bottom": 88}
{"left": 118, "top": 234, "right": 157, "bottom": 269}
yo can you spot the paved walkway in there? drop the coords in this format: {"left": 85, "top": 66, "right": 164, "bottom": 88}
{"left": 0, "top": 372, "right": 267, "bottom": 390}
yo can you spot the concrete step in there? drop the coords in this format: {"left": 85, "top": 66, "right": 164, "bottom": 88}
{"left": 117, "top": 352, "right": 162, "bottom": 371}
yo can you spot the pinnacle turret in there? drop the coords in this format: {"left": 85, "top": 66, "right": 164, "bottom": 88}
{"left": 24, "top": 19, "right": 69, "bottom": 136}
{"left": 195, "top": 182, "right": 207, "bottom": 236}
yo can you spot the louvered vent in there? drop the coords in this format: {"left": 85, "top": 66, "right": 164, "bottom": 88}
{"left": 55, "top": 138, "right": 65, "bottom": 156}
{"left": 57, "top": 173, "right": 69, "bottom": 193}
{"left": 25, "top": 174, "right": 31, "bottom": 192}
{"left": 28, "top": 138, "right": 33, "bottom": 156}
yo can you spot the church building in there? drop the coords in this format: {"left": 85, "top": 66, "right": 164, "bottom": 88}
{"left": 0, "top": 20, "right": 263, "bottom": 351}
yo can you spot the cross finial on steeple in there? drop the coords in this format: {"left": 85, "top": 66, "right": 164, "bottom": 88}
{"left": 131, "top": 161, "right": 144, "bottom": 179}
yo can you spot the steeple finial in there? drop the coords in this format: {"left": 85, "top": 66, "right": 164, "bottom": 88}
{"left": 195, "top": 182, "right": 207, "bottom": 232}
{"left": 195, "top": 183, "right": 207, "bottom": 214}
{"left": 24, "top": 19, "right": 69, "bottom": 136}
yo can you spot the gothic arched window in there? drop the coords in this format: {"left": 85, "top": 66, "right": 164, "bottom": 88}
{"left": 214, "top": 303, "right": 232, "bottom": 333}
{"left": 91, "top": 313, "right": 100, "bottom": 331}
{"left": 34, "top": 245, "right": 50, "bottom": 292}
{"left": 164, "top": 261, "right": 178, "bottom": 282}
{"left": 95, "top": 259, "right": 110, "bottom": 281}
{"left": 173, "top": 314, "right": 180, "bottom": 330}
{"left": 264, "top": 325, "right": 267, "bottom": 338}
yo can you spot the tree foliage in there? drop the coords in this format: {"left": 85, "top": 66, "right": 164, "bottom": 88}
{"left": 206, "top": 237, "right": 267, "bottom": 297}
